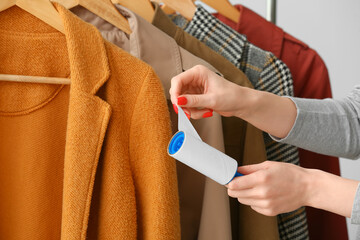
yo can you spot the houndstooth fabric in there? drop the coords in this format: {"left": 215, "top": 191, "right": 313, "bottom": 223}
{"left": 172, "top": 6, "right": 309, "bottom": 240}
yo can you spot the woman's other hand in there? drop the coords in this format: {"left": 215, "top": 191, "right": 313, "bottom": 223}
{"left": 227, "top": 161, "right": 311, "bottom": 216}
{"left": 227, "top": 161, "right": 359, "bottom": 218}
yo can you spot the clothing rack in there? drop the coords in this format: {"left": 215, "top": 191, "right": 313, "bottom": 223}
{"left": 266, "top": 0, "right": 276, "bottom": 24}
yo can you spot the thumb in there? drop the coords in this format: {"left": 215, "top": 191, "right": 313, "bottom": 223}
{"left": 237, "top": 161, "right": 271, "bottom": 175}
{"left": 177, "top": 94, "right": 212, "bottom": 109}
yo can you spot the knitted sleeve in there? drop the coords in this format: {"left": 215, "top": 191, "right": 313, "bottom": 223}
{"left": 129, "top": 67, "right": 181, "bottom": 240}
{"left": 272, "top": 85, "right": 360, "bottom": 160}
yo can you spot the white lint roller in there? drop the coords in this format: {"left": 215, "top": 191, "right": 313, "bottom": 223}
{"left": 167, "top": 106, "right": 243, "bottom": 185}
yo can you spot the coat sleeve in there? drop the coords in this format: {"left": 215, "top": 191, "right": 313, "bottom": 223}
{"left": 129, "top": 67, "right": 181, "bottom": 240}
{"left": 271, "top": 85, "right": 360, "bottom": 160}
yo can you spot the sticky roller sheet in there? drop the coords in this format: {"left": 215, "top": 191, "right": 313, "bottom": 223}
{"left": 167, "top": 106, "right": 242, "bottom": 185}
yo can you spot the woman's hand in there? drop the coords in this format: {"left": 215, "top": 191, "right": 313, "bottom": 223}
{"left": 227, "top": 161, "right": 311, "bottom": 216}
{"left": 169, "top": 65, "right": 246, "bottom": 119}
{"left": 170, "top": 65, "right": 297, "bottom": 138}
{"left": 227, "top": 161, "right": 359, "bottom": 218}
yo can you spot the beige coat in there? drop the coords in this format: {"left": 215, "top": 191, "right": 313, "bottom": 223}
{"left": 151, "top": 3, "right": 280, "bottom": 240}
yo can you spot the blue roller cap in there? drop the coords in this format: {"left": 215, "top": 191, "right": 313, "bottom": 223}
{"left": 169, "top": 131, "right": 185, "bottom": 155}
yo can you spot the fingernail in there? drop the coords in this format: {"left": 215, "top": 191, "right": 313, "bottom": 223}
{"left": 202, "top": 112, "right": 213, "bottom": 118}
{"left": 185, "top": 112, "right": 191, "bottom": 119}
{"left": 177, "top": 96, "right": 187, "bottom": 105}
{"left": 173, "top": 104, "right": 178, "bottom": 114}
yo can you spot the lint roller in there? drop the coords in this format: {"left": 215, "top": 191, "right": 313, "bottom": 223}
{"left": 167, "top": 106, "right": 243, "bottom": 185}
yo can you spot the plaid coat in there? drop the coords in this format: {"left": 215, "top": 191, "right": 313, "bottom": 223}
{"left": 172, "top": 6, "right": 309, "bottom": 240}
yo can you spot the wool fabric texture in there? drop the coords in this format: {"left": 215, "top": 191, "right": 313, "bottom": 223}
{"left": 0, "top": 4, "right": 180, "bottom": 240}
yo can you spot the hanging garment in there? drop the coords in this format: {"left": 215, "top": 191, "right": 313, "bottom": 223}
{"left": 71, "top": 5, "right": 232, "bottom": 240}
{"left": 0, "top": 4, "right": 180, "bottom": 240}
{"left": 214, "top": 5, "right": 332, "bottom": 99}
{"left": 151, "top": 4, "right": 280, "bottom": 240}
{"left": 171, "top": 6, "right": 309, "bottom": 240}
{"left": 213, "top": 6, "right": 346, "bottom": 240}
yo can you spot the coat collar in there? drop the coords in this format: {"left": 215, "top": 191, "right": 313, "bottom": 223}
{"left": 54, "top": 4, "right": 112, "bottom": 239}
{"left": 122, "top": 5, "right": 182, "bottom": 99}
{"left": 151, "top": 2, "right": 178, "bottom": 38}
{"left": 56, "top": 3, "right": 110, "bottom": 94}
{"left": 71, "top": 5, "right": 182, "bottom": 99}
{"left": 121, "top": 4, "right": 222, "bottom": 98}
{"left": 71, "top": 4, "right": 221, "bottom": 99}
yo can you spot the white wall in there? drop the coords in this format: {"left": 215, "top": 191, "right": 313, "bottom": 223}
{"left": 196, "top": 0, "right": 360, "bottom": 239}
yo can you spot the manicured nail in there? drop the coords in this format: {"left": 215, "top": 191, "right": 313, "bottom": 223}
{"left": 177, "top": 96, "right": 187, "bottom": 105}
{"left": 173, "top": 104, "right": 178, "bottom": 114}
{"left": 185, "top": 112, "right": 191, "bottom": 119}
{"left": 202, "top": 112, "right": 213, "bottom": 118}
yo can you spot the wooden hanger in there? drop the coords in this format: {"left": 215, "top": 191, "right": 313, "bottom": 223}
{"left": 201, "top": 0, "right": 240, "bottom": 23}
{"left": 160, "top": 0, "right": 196, "bottom": 20}
{"left": 160, "top": 4, "right": 176, "bottom": 15}
{"left": 0, "top": 74, "right": 71, "bottom": 84}
{"left": 157, "top": 0, "right": 240, "bottom": 23}
{"left": 0, "top": 0, "right": 70, "bottom": 84}
{"left": 151, "top": 0, "right": 176, "bottom": 15}
{"left": 52, "top": 0, "right": 132, "bottom": 34}
{"left": 112, "top": 0, "right": 154, "bottom": 22}
{"left": 0, "top": 0, "right": 65, "bottom": 33}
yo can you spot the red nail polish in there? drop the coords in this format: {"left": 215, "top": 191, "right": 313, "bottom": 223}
{"left": 202, "top": 112, "right": 213, "bottom": 118}
{"left": 177, "top": 96, "right": 188, "bottom": 105}
{"left": 185, "top": 112, "right": 191, "bottom": 119}
{"left": 173, "top": 104, "right": 178, "bottom": 114}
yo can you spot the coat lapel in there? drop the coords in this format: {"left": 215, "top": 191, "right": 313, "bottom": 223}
{"left": 54, "top": 4, "right": 112, "bottom": 239}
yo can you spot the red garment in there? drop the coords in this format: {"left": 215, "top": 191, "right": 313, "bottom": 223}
{"left": 214, "top": 5, "right": 347, "bottom": 240}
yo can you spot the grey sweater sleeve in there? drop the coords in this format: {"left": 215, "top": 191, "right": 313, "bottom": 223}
{"left": 271, "top": 85, "right": 360, "bottom": 159}
{"left": 270, "top": 85, "right": 360, "bottom": 224}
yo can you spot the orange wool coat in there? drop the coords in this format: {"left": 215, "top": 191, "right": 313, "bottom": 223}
{"left": 0, "top": 4, "right": 180, "bottom": 240}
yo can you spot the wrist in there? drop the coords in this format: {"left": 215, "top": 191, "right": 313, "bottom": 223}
{"left": 233, "top": 87, "right": 297, "bottom": 138}
{"left": 304, "top": 169, "right": 359, "bottom": 217}
{"left": 302, "top": 168, "right": 322, "bottom": 208}
{"left": 234, "top": 87, "right": 260, "bottom": 119}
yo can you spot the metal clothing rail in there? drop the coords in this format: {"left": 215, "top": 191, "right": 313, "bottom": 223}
{"left": 266, "top": 0, "right": 276, "bottom": 24}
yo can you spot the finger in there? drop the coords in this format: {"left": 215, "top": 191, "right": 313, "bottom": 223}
{"left": 186, "top": 108, "right": 213, "bottom": 119}
{"left": 227, "top": 174, "right": 258, "bottom": 190}
{"left": 176, "top": 93, "right": 214, "bottom": 109}
{"left": 236, "top": 197, "right": 264, "bottom": 207}
{"left": 237, "top": 198, "right": 275, "bottom": 211}
{"left": 251, "top": 206, "right": 278, "bottom": 217}
{"left": 227, "top": 188, "right": 258, "bottom": 199}
{"left": 178, "top": 107, "right": 213, "bottom": 119}
{"left": 177, "top": 107, "right": 192, "bottom": 119}
{"left": 237, "top": 161, "right": 271, "bottom": 175}
{"left": 169, "top": 65, "right": 207, "bottom": 105}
